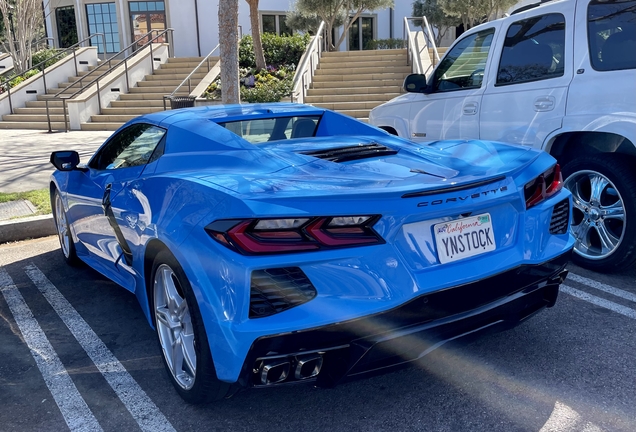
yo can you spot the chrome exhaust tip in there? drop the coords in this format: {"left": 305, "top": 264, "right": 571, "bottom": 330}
{"left": 260, "top": 360, "right": 291, "bottom": 385}
{"left": 294, "top": 354, "right": 323, "bottom": 380}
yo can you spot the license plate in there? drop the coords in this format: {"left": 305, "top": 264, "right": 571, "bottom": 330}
{"left": 434, "top": 214, "right": 496, "bottom": 264}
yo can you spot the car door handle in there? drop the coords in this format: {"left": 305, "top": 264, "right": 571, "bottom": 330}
{"left": 463, "top": 102, "right": 478, "bottom": 115}
{"left": 534, "top": 96, "right": 555, "bottom": 112}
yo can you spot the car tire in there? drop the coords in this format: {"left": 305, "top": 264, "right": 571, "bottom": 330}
{"left": 151, "top": 250, "right": 231, "bottom": 404}
{"left": 562, "top": 155, "right": 636, "bottom": 272}
{"left": 52, "top": 189, "right": 80, "bottom": 266}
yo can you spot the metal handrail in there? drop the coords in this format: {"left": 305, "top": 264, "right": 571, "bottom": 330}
{"left": 290, "top": 21, "right": 325, "bottom": 104}
{"left": 1, "top": 33, "right": 106, "bottom": 115}
{"left": 46, "top": 28, "right": 174, "bottom": 132}
{"left": 403, "top": 17, "right": 424, "bottom": 74}
{"left": 422, "top": 16, "right": 441, "bottom": 66}
{"left": 52, "top": 29, "right": 170, "bottom": 103}
{"left": 162, "top": 43, "right": 220, "bottom": 110}
{"left": 403, "top": 17, "right": 441, "bottom": 73}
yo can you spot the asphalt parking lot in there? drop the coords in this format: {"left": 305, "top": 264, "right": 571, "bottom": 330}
{"left": 0, "top": 237, "right": 635, "bottom": 432}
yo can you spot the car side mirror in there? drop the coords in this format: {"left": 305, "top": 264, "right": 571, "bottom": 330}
{"left": 50, "top": 151, "right": 81, "bottom": 171}
{"left": 403, "top": 74, "right": 433, "bottom": 94}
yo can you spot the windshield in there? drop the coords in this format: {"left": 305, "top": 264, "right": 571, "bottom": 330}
{"left": 217, "top": 115, "right": 321, "bottom": 144}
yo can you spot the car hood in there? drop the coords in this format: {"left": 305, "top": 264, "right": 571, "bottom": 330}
{"left": 192, "top": 136, "right": 540, "bottom": 198}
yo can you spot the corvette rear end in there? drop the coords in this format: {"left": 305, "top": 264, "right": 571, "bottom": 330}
{"left": 49, "top": 104, "right": 574, "bottom": 402}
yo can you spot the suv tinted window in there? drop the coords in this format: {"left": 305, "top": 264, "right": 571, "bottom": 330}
{"left": 588, "top": 0, "right": 636, "bottom": 71}
{"left": 432, "top": 29, "right": 495, "bottom": 92}
{"left": 497, "top": 13, "right": 565, "bottom": 85}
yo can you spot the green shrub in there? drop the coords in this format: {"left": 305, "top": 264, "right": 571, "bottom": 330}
{"left": 364, "top": 38, "right": 406, "bottom": 50}
{"left": 31, "top": 48, "right": 66, "bottom": 71}
{"left": 239, "top": 33, "right": 311, "bottom": 68}
{"left": 204, "top": 65, "right": 295, "bottom": 103}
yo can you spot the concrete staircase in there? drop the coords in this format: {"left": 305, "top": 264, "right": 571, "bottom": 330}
{"left": 82, "top": 56, "right": 210, "bottom": 131}
{"left": 0, "top": 57, "right": 212, "bottom": 131}
{"left": 305, "top": 49, "right": 410, "bottom": 121}
{"left": 0, "top": 63, "right": 112, "bottom": 130}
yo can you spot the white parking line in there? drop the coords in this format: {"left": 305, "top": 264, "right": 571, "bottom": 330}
{"left": 561, "top": 285, "right": 636, "bottom": 320}
{"left": 24, "top": 264, "right": 176, "bottom": 432}
{"left": 0, "top": 267, "right": 103, "bottom": 432}
{"left": 568, "top": 273, "right": 636, "bottom": 303}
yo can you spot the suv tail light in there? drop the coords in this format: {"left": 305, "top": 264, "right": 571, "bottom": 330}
{"left": 524, "top": 164, "right": 563, "bottom": 209}
{"left": 206, "top": 215, "right": 383, "bottom": 255}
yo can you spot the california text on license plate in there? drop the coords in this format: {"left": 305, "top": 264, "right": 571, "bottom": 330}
{"left": 434, "top": 214, "right": 496, "bottom": 264}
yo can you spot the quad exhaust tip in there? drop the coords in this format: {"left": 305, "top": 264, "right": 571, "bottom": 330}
{"left": 258, "top": 353, "right": 324, "bottom": 385}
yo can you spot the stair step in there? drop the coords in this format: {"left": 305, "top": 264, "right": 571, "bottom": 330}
{"left": 328, "top": 108, "right": 371, "bottom": 119}
{"left": 0, "top": 121, "right": 66, "bottom": 130}
{"left": 3, "top": 114, "right": 67, "bottom": 122}
{"left": 322, "top": 49, "right": 405, "bottom": 58}
{"left": 321, "top": 54, "right": 407, "bottom": 64}
{"left": 319, "top": 60, "right": 408, "bottom": 69}
{"left": 315, "top": 66, "right": 411, "bottom": 76}
{"left": 81, "top": 122, "right": 123, "bottom": 131}
{"left": 154, "top": 67, "right": 206, "bottom": 75}
{"left": 14, "top": 107, "right": 67, "bottom": 115}
{"left": 312, "top": 79, "right": 403, "bottom": 89}
{"left": 110, "top": 99, "right": 167, "bottom": 108}
{"left": 313, "top": 72, "right": 407, "bottom": 83}
{"left": 102, "top": 107, "right": 165, "bottom": 115}
{"left": 137, "top": 79, "right": 201, "bottom": 87}
{"left": 129, "top": 86, "right": 190, "bottom": 93}
{"left": 144, "top": 71, "right": 207, "bottom": 81}
{"left": 304, "top": 93, "right": 400, "bottom": 103}
{"left": 310, "top": 101, "right": 388, "bottom": 110}
{"left": 307, "top": 86, "right": 402, "bottom": 95}
{"left": 30, "top": 99, "right": 66, "bottom": 107}
{"left": 90, "top": 114, "right": 139, "bottom": 123}
{"left": 168, "top": 56, "right": 209, "bottom": 63}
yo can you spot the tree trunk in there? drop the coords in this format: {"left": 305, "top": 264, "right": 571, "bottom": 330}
{"left": 246, "top": 0, "right": 266, "bottom": 70}
{"left": 0, "top": 0, "right": 44, "bottom": 75}
{"left": 219, "top": 0, "right": 240, "bottom": 104}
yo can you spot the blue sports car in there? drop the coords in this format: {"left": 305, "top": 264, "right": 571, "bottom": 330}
{"left": 50, "top": 103, "right": 574, "bottom": 404}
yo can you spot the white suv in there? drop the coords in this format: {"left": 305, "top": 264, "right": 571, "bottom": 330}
{"left": 369, "top": 0, "right": 636, "bottom": 272}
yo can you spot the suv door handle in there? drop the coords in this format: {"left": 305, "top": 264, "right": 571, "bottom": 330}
{"left": 534, "top": 96, "right": 555, "bottom": 112}
{"left": 463, "top": 102, "right": 478, "bottom": 115}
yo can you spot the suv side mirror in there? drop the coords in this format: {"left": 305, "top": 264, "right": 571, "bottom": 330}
{"left": 404, "top": 74, "right": 432, "bottom": 94}
{"left": 50, "top": 151, "right": 80, "bottom": 171}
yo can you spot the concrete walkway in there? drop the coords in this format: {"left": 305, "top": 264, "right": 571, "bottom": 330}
{"left": 0, "top": 129, "right": 112, "bottom": 193}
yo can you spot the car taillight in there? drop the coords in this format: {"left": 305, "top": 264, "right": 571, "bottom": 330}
{"left": 205, "top": 215, "right": 383, "bottom": 255}
{"left": 524, "top": 164, "right": 563, "bottom": 209}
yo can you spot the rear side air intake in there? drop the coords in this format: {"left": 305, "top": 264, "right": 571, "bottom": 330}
{"left": 550, "top": 199, "right": 570, "bottom": 234}
{"left": 250, "top": 267, "right": 317, "bottom": 318}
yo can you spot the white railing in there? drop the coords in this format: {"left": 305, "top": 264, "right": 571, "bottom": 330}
{"left": 290, "top": 21, "right": 325, "bottom": 104}
{"left": 403, "top": 16, "right": 440, "bottom": 77}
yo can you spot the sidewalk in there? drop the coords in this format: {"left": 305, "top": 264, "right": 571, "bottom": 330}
{"left": 0, "top": 129, "right": 111, "bottom": 193}
{"left": 0, "top": 129, "right": 112, "bottom": 243}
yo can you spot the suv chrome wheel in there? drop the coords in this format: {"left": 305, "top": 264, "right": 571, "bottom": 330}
{"left": 154, "top": 264, "right": 197, "bottom": 390}
{"left": 564, "top": 170, "right": 626, "bottom": 260}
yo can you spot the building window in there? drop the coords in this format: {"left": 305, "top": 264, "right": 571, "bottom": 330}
{"left": 129, "top": 1, "right": 166, "bottom": 46}
{"left": 56, "top": 6, "right": 78, "bottom": 48}
{"left": 86, "top": 3, "right": 120, "bottom": 53}
{"left": 261, "top": 14, "right": 291, "bottom": 36}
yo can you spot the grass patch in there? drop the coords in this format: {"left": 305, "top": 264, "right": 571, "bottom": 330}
{"left": 0, "top": 188, "right": 51, "bottom": 215}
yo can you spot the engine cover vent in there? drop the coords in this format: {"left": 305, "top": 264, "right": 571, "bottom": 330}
{"left": 300, "top": 143, "right": 398, "bottom": 163}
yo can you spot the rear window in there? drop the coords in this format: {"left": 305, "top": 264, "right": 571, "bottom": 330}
{"left": 588, "top": 0, "right": 636, "bottom": 71}
{"left": 217, "top": 116, "right": 321, "bottom": 144}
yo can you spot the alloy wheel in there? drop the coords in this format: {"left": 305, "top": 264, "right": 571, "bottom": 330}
{"left": 154, "top": 264, "right": 197, "bottom": 390}
{"left": 55, "top": 193, "right": 70, "bottom": 258}
{"left": 564, "top": 170, "right": 626, "bottom": 260}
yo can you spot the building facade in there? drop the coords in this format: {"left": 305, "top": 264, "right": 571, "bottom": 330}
{"left": 43, "top": 0, "right": 441, "bottom": 58}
